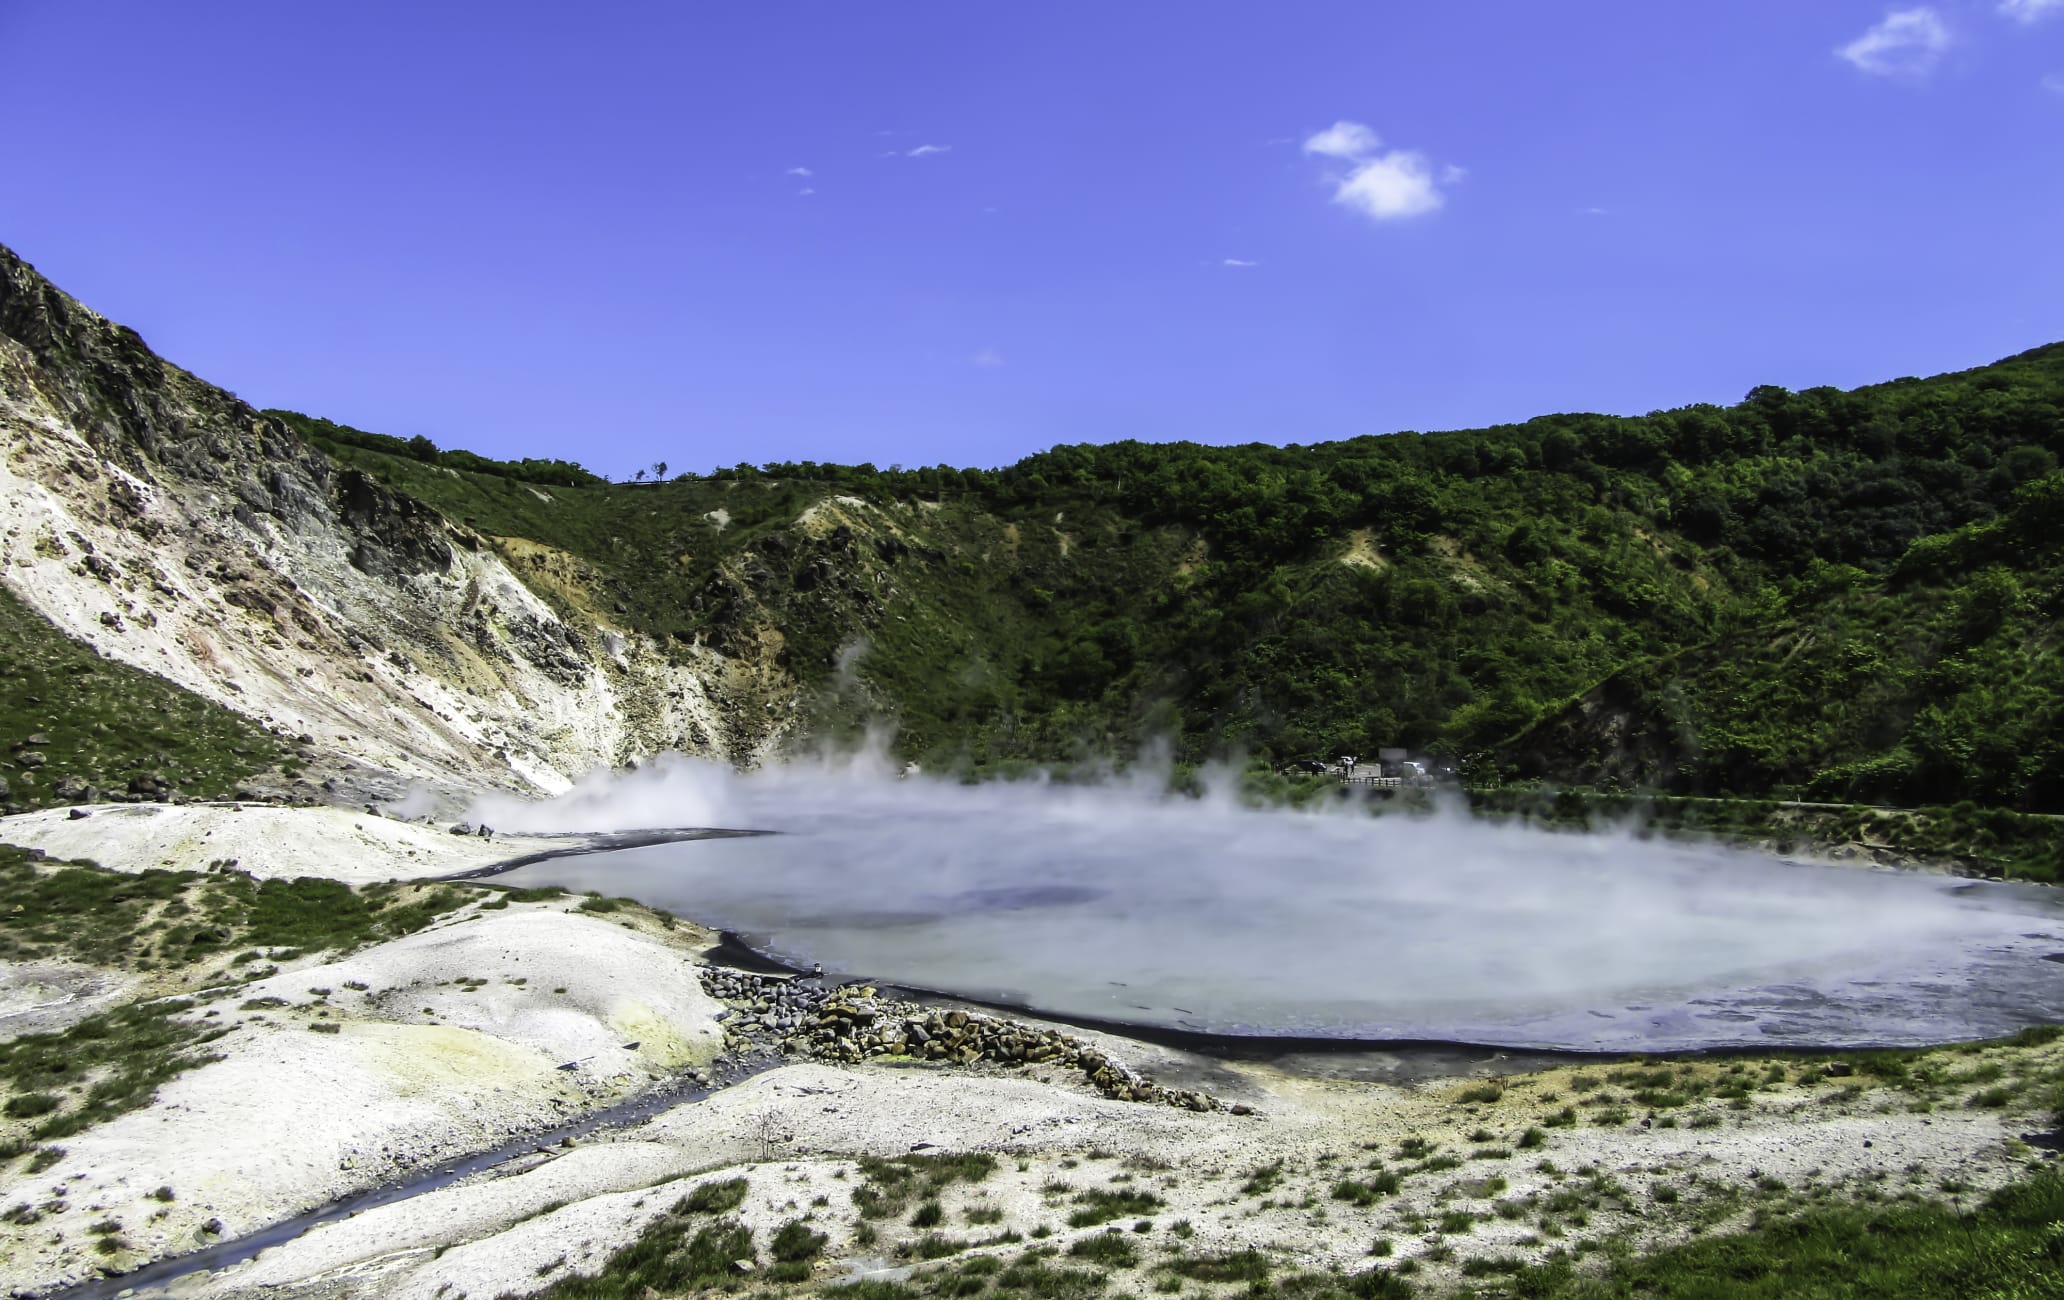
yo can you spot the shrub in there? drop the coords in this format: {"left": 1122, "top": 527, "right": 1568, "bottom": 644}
{"left": 1068, "top": 1232, "right": 1139, "bottom": 1267}
{"left": 677, "top": 1177, "right": 748, "bottom": 1214}
{"left": 1068, "top": 1188, "right": 1164, "bottom": 1227}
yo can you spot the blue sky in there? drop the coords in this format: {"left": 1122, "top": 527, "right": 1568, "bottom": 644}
{"left": 2, "top": 2, "right": 2060, "bottom": 477}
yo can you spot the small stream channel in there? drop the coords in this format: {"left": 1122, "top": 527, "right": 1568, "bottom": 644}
{"left": 42, "top": 1056, "right": 782, "bottom": 1300}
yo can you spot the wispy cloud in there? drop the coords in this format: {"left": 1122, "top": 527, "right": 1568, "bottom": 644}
{"left": 1303, "top": 120, "right": 1454, "bottom": 222}
{"left": 798, "top": 187, "right": 816, "bottom": 197}
{"left": 2045, "top": 71, "right": 2064, "bottom": 92}
{"left": 2000, "top": 0, "right": 2064, "bottom": 22}
{"left": 1221, "top": 258, "right": 1259, "bottom": 268}
{"left": 786, "top": 166, "right": 813, "bottom": 177}
{"left": 1302, "top": 121, "right": 1383, "bottom": 159}
{"left": 1837, "top": 8, "right": 1951, "bottom": 77}
{"left": 971, "top": 348, "right": 1004, "bottom": 369}
{"left": 906, "top": 144, "right": 952, "bottom": 158}
{"left": 1580, "top": 206, "right": 1609, "bottom": 216}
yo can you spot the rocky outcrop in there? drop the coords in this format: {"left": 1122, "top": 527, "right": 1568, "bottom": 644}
{"left": 698, "top": 967, "right": 1224, "bottom": 1113}
{"left": 0, "top": 244, "right": 785, "bottom": 799}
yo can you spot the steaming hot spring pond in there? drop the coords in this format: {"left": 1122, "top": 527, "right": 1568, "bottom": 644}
{"left": 490, "top": 776, "right": 2064, "bottom": 1052}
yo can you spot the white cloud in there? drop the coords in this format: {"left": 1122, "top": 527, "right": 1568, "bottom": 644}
{"left": 971, "top": 348, "right": 1003, "bottom": 369}
{"left": 1301, "top": 119, "right": 1456, "bottom": 222}
{"left": 1333, "top": 152, "right": 1445, "bottom": 220}
{"left": 2000, "top": 0, "right": 2064, "bottom": 22}
{"left": 786, "top": 166, "right": 813, "bottom": 177}
{"left": 1837, "top": 8, "right": 1951, "bottom": 77}
{"left": 798, "top": 187, "right": 816, "bottom": 197}
{"left": 906, "top": 144, "right": 951, "bottom": 158}
{"left": 1581, "top": 206, "right": 1609, "bottom": 216}
{"left": 2045, "top": 71, "right": 2064, "bottom": 92}
{"left": 1302, "top": 121, "right": 1383, "bottom": 159}
{"left": 1222, "top": 258, "right": 1259, "bottom": 268}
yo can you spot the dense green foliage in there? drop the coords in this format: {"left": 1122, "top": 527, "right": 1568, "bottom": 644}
{"left": 1499, "top": 471, "right": 2064, "bottom": 810}
{"left": 0, "top": 584, "right": 291, "bottom": 810}
{"left": 300, "top": 343, "right": 2064, "bottom": 812}
{"left": 268, "top": 409, "right": 605, "bottom": 488}
{"left": 1463, "top": 792, "right": 2064, "bottom": 882}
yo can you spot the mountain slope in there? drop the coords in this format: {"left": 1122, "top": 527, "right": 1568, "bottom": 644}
{"left": 0, "top": 245, "right": 784, "bottom": 801}
{"left": 291, "top": 345, "right": 2064, "bottom": 795}
{"left": 1499, "top": 473, "right": 2064, "bottom": 810}
{"left": 5, "top": 239, "right": 2063, "bottom": 813}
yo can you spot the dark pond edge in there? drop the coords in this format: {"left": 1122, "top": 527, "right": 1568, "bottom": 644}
{"left": 434, "top": 826, "right": 771, "bottom": 881}
{"left": 704, "top": 931, "right": 2062, "bottom": 1068}
{"left": 704, "top": 930, "right": 1634, "bottom": 1067}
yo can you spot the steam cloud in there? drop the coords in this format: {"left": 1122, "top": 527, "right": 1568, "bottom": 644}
{"left": 475, "top": 752, "right": 2064, "bottom": 1051}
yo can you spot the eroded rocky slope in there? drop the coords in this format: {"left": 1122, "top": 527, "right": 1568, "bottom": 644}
{"left": 0, "top": 245, "right": 792, "bottom": 802}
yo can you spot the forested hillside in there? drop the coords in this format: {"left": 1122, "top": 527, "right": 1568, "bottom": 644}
{"left": 279, "top": 340, "right": 2064, "bottom": 809}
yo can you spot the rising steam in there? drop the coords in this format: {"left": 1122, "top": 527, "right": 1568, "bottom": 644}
{"left": 475, "top": 750, "right": 2064, "bottom": 1051}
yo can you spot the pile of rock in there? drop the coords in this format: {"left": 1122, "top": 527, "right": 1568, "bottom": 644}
{"left": 698, "top": 966, "right": 1222, "bottom": 1113}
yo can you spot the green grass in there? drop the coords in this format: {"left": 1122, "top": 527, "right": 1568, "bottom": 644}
{"left": 766, "top": 1217, "right": 830, "bottom": 1281}
{"left": 0, "top": 584, "right": 292, "bottom": 810}
{"left": 1165, "top": 1250, "right": 1274, "bottom": 1283}
{"left": 1066, "top": 1232, "right": 1140, "bottom": 1267}
{"left": 989, "top": 1258, "right": 1110, "bottom": 1299}
{"left": 1066, "top": 1189, "right": 1165, "bottom": 1228}
{"left": 677, "top": 1177, "right": 749, "bottom": 1214}
{"left": 0, "top": 999, "right": 225, "bottom": 1142}
{"left": 852, "top": 1153, "right": 999, "bottom": 1222}
{"left": 524, "top": 1210, "right": 755, "bottom": 1300}
{"left": 0, "top": 853, "right": 479, "bottom": 1140}
{"left": 0, "top": 848, "right": 471, "bottom": 969}
{"left": 1518, "top": 1172, "right": 2064, "bottom": 1298}
{"left": 1332, "top": 1173, "right": 1402, "bottom": 1206}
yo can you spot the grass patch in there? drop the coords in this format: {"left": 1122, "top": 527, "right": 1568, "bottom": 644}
{"left": 854, "top": 1152, "right": 998, "bottom": 1221}
{"left": 1067, "top": 1232, "right": 1140, "bottom": 1267}
{"left": 0, "top": 854, "right": 484, "bottom": 1130}
{"left": 0, "top": 849, "right": 470, "bottom": 970}
{"left": 1240, "top": 1160, "right": 1287, "bottom": 1195}
{"left": 991, "top": 1257, "right": 1110, "bottom": 1299}
{"left": 1518, "top": 1171, "right": 2064, "bottom": 1297}
{"left": 1067, "top": 1189, "right": 1165, "bottom": 1228}
{"left": 677, "top": 1177, "right": 749, "bottom": 1214}
{"left": 1165, "top": 1250, "right": 1272, "bottom": 1283}
{"left": 0, "top": 584, "right": 291, "bottom": 812}
{"left": 525, "top": 1210, "right": 754, "bottom": 1300}
{"left": 1332, "top": 1172, "right": 1401, "bottom": 1206}
{"left": 0, "top": 999, "right": 224, "bottom": 1140}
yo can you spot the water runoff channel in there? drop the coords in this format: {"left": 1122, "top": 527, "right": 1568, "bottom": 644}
{"left": 56, "top": 780, "right": 2064, "bottom": 1299}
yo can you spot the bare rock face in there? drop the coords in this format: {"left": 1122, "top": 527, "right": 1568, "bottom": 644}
{"left": 0, "top": 243, "right": 781, "bottom": 798}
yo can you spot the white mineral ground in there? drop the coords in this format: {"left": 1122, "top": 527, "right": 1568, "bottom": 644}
{"left": 0, "top": 803, "right": 579, "bottom": 884}
{"left": 0, "top": 803, "right": 2056, "bottom": 1300}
